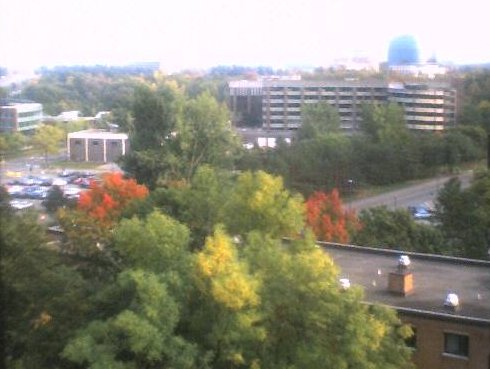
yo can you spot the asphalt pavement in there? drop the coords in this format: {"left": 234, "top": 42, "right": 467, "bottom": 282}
{"left": 346, "top": 171, "right": 473, "bottom": 212}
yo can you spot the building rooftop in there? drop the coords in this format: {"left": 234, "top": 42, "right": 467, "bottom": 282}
{"left": 263, "top": 79, "right": 388, "bottom": 88}
{"left": 68, "top": 130, "right": 128, "bottom": 140}
{"left": 320, "top": 243, "right": 490, "bottom": 324}
{"left": 229, "top": 79, "right": 452, "bottom": 90}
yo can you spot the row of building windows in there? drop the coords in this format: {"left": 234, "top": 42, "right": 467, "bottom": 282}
{"left": 267, "top": 87, "right": 388, "bottom": 93}
{"left": 18, "top": 111, "right": 41, "bottom": 118}
{"left": 402, "top": 102, "right": 453, "bottom": 109}
{"left": 18, "top": 120, "right": 41, "bottom": 128}
{"left": 391, "top": 93, "right": 454, "bottom": 100}
{"left": 266, "top": 99, "right": 386, "bottom": 108}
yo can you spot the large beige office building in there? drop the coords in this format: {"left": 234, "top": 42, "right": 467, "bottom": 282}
{"left": 229, "top": 79, "right": 457, "bottom": 132}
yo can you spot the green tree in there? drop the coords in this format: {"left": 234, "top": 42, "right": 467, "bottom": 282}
{"left": 176, "top": 92, "right": 241, "bottom": 181}
{"left": 361, "top": 102, "right": 409, "bottom": 143}
{"left": 32, "top": 125, "right": 65, "bottom": 165}
{"left": 63, "top": 211, "right": 200, "bottom": 369}
{"left": 120, "top": 84, "right": 182, "bottom": 188}
{"left": 353, "top": 207, "right": 445, "bottom": 254}
{"left": 242, "top": 232, "right": 415, "bottom": 369}
{"left": 286, "top": 133, "right": 354, "bottom": 193}
{"left": 129, "top": 84, "right": 180, "bottom": 151}
{"left": 435, "top": 172, "right": 490, "bottom": 259}
{"left": 160, "top": 165, "right": 233, "bottom": 248}
{"left": 1, "top": 189, "right": 90, "bottom": 369}
{"left": 298, "top": 101, "right": 341, "bottom": 140}
{"left": 63, "top": 269, "right": 199, "bottom": 369}
{"left": 42, "top": 185, "right": 69, "bottom": 213}
{"left": 114, "top": 211, "right": 192, "bottom": 275}
{"left": 0, "top": 132, "right": 27, "bottom": 156}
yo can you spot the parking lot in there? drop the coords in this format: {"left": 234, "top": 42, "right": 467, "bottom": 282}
{"left": 3, "top": 170, "right": 95, "bottom": 210}
{"left": 1, "top": 154, "right": 107, "bottom": 211}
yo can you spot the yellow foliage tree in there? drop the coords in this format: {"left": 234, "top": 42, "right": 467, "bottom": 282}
{"left": 194, "top": 227, "right": 264, "bottom": 368}
{"left": 196, "top": 227, "right": 259, "bottom": 310}
{"left": 222, "top": 171, "right": 305, "bottom": 238}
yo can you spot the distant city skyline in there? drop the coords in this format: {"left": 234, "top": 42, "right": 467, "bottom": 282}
{"left": 1, "top": 0, "right": 489, "bottom": 72}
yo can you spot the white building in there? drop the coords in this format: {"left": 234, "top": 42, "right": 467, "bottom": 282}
{"left": 0, "top": 100, "right": 43, "bottom": 132}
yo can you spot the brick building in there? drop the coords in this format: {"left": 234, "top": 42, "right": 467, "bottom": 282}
{"left": 67, "top": 130, "right": 129, "bottom": 163}
{"left": 320, "top": 242, "right": 490, "bottom": 369}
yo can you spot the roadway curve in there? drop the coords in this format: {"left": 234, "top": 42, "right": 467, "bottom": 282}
{"left": 346, "top": 171, "right": 473, "bottom": 212}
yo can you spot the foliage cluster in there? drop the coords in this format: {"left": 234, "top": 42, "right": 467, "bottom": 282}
{"left": 1, "top": 173, "right": 415, "bottom": 369}
{"left": 4, "top": 68, "right": 490, "bottom": 369}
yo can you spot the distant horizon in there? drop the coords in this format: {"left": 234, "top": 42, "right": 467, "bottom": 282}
{"left": 2, "top": 0, "right": 489, "bottom": 73}
{"left": 4, "top": 59, "right": 490, "bottom": 77}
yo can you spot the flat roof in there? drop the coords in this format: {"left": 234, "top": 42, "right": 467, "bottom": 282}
{"left": 229, "top": 79, "right": 452, "bottom": 90}
{"left": 320, "top": 243, "right": 490, "bottom": 323}
{"left": 264, "top": 79, "right": 388, "bottom": 88}
{"left": 68, "top": 130, "right": 128, "bottom": 140}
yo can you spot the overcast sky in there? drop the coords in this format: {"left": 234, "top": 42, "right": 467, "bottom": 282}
{"left": 1, "top": 0, "right": 489, "bottom": 72}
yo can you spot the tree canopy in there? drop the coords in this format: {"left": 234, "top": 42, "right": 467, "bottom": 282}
{"left": 298, "top": 101, "right": 341, "bottom": 140}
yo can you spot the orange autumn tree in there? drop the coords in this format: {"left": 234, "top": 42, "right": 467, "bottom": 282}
{"left": 78, "top": 172, "right": 149, "bottom": 225}
{"left": 305, "top": 189, "right": 360, "bottom": 243}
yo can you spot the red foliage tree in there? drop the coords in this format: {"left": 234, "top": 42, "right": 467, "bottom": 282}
{"left": 305, "top": 189, "right": 360, "bottom": 243}
{"left": 78, "top": 172, "right": 149, "bottom": 225}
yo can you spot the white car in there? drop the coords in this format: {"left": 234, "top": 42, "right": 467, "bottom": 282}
{"left": 10, "top": 199, "right": 34, "bottom": 210}
{"left": 52, "top": 178, "right": 68, "bottom": 186}
{"left": 63, "top": 185, "right": 82, "bottom": 199}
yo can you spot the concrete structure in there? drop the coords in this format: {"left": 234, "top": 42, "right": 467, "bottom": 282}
{"left": 229, "top": 79, "right": 456, "bottom": 132}
{"left": 320, "top": 242, "right": 490, "bottom": 369}
{"left": 389, "top": 82, "right": 457, "bottom": 130}
{"left": 261, "top": 79, "right": 388, "bottom": 131}
{"left": 0, "top": 99, "right": 43, "bottom": 132}
{"left": 67, "top": 130, "right": 129, "bottom": 163}
{"left": 57, "top": 111, "right": 80, "bottom": 122}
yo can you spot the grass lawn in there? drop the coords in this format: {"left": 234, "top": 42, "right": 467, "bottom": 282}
{"left": 48, "top": 160, "right": 103, "bottom": 170}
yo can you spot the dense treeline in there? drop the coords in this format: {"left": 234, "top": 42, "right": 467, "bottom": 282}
{"left": 237, "top": 102, "right": 487, "bottom": 195}
{"left": 456, "top": 69, "right": 490, "bottom": 133}
{"left": 18, "top": 67, "right": 231, "bottom": 119}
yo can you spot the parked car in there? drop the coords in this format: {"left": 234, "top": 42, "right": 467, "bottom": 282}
{"left": 52, "top": 178, "right": 68, "bottom": 186}
{"left": 72, "top": 177, "right": 92, "bottom": 188}
{"left": 408, "top": 205, "right": 433, "bottom": 220}
{"left": 63, "top": 185, "right": 83, "bottom": 199}
{"left": 17, "top": 176, "right": 36, "bottom": 186}
{"left": 23, "top": 186, "right": 49, "bottom": 199}
{"left": 10, "top": 199, "right": 34, "bottom": 210}
{"left": 37, "top": 176, "right": 54, "bottom": 186}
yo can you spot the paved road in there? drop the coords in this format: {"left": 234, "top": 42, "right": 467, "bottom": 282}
{"left": 346, "top": 171, "right": 473, "bottom": 212}
{"left": 0, "top": 151, "right": 68, "bottom": 183}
